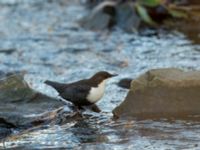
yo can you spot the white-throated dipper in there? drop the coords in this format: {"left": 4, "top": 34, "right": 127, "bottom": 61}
{"left": 44, "top": 71, "right": 117, "bottom": 108}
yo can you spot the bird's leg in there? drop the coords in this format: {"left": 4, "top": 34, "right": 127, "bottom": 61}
{"left": 82, "top": 104, "right": 101, "bottom": 113}
{"left": 90, "top": 104, "right": 101, "bottom": 113}
{"left": 58, "top": 97, "right": 83, "bottom": 115}
{"left": 69, "top": 105, "right": 83, "bottom": 114}
{"left": 77, "top": 106, "right": 84, "bottom": 113}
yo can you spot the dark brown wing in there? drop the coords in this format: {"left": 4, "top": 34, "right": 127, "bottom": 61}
{"left": 59, "top": 84, "right": 91, "bottom": 106}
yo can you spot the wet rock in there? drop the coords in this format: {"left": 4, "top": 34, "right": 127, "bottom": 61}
{"left": 81, "top": 0, "right": 107, "bottom": 9}
{"left": 0, "top": 48, "right": 16, "bottom": 55}
{"left": 116, "top": 2, "right": 140, "bottom": 32}
{"left": 0, "top": 127, "right": 12, "bottom": 140}
{"left": 29, "top": 106, "right": 82, "bottom": 126}
{"left": 80, "top": 1, "right": 141, "bottom": 31}
{"left": 117, "top": 78, "right": 132, "bottom": 89}
{"left": 0, "top": 71, "right": 5, "bottom": 78}
{"left": 113, "top": 68, "right": 200, "bottom": 119}
{"left": 0, "top": 118, "right": 16, "bottom": 139}
{"left": 172, "top": 19, "right": 200, "bottom": 44}
{"left": 80, "top": 1, "right": 116, "bottom": 30}
{"left": 58, "top": 46, "right": 89, "bottom": 54}
{"left": 0, "top": 118, "right": 16, "bottom": 128}
{"left": 0, "top": 72, "right": 64, "bottom": 127}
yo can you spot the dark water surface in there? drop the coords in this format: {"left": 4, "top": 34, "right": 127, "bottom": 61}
{"left": 0, "top": 0, "right": 200, "bottom": 149}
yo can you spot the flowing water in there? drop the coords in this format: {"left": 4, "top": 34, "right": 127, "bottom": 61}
{"left": 0, "top": 0, "right": 200, "bottom": 149}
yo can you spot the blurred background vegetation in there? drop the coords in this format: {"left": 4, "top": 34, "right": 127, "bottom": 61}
{"left": 81, "top": 0, "right": 200, "bottom": 43}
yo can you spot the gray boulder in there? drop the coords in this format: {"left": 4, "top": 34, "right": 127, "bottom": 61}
{"left": 113, "top": 68, "right": 200, "bottom": 119}
{"left": 80, "top": 1, "right": 141, "bottom": 31}
{"left": 0, "top": 72, "right": 64, "bottom": 127}
{"left": 80, "top": 1, "right": 116, "bottom": 30}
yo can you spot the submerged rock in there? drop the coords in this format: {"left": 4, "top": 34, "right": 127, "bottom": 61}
{"left": 113, "top": 68, "right": 200, "bottom": 119}
{"left": 0, "top": 48, "right": 16, "bottom": 55}
{"left": 117, "top": 78, "right": 132, "bottom": 89}
{"left": 0, "top": 72, "right": 64, "bottom": 128}
{"left": 0, "top": 118, "right": 16, "bottom": 139}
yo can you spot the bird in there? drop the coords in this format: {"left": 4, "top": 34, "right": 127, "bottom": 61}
{"left": 44, "top": 71, "right": 117, "bottom": 108}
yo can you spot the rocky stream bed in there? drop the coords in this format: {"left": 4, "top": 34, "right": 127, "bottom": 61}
{"left": 0, "top": 0, "right": 200, "bottom": 149}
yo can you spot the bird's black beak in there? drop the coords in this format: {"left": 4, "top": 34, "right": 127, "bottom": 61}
{"left": 111, "top": 74, "right": 118, "bottom": 77}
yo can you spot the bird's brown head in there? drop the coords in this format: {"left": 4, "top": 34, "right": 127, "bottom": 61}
{"left": 90, "top": 71, "right": 117, "bottom": 83}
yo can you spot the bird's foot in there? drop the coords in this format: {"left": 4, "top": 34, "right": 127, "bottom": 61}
{"left": 71, "top": 105, "right": 84, "bottom": 114}
{"left": 90, "top": 104, "right": 101, "bottom": 113}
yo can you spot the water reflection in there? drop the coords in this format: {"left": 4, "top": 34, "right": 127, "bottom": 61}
{"left": 70, "top": 120, "right": 108, "bottom": 144}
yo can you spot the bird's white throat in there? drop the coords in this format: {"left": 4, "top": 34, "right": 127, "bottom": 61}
{"left": 87, "top": 80, "right": 106, "bottom": 103}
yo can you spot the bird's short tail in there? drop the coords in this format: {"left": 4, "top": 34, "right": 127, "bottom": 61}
{"left": 44, "top": 80, "right": 66, "bottom": 93}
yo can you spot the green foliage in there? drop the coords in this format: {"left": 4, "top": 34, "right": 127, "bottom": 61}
{"left": 134, "top": 0, "right": 188, "bottom": 25}
{"left": 135, "top": 4, "right": 156, "bottom": 25}
{"left": 138, "top": 0, "right": 161, "bottom": 7}
{"left": 168, "top": 9, "right": 188, "bottom": 18}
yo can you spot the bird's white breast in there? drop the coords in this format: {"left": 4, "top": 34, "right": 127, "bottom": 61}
{"left": 87, "top": 80, "right": 106, "bottom": 103}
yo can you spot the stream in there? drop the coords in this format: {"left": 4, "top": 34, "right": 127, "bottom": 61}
{"left": 0, "top": 0, "right": 200, "bottom": 149}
